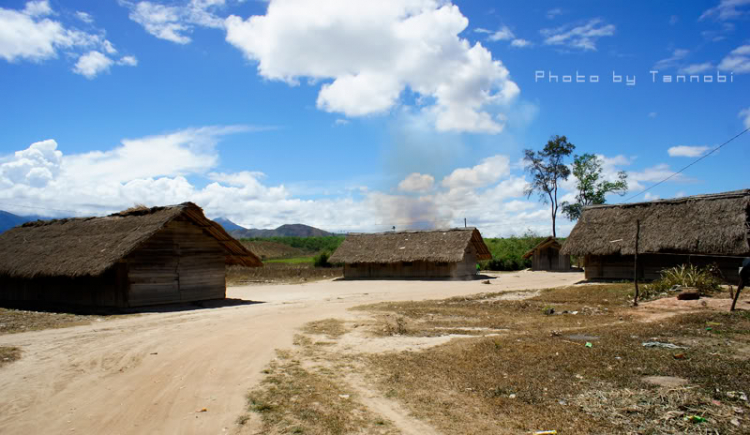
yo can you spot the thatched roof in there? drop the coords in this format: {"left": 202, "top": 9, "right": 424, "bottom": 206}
{"left": 329, "top": 228, "right": 492, "bottom": 264}
{"left": 522, "top": 237, "right": 562, "bottom": 259}
{"left": 0, "top": 202, "right": 261, "bottom": 279}
{"left": 561, "top": 190, "right": 750, "bottom": 257}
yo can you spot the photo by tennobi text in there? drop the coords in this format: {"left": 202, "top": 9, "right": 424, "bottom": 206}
{"left": 535, "top": 71, "right": 636, "bottom": 86}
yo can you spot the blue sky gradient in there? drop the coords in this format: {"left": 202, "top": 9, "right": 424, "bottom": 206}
{"left": 0, "top": 0, "right": 748, "bottom": 235}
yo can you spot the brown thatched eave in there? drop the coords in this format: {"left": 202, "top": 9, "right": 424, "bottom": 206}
{"left": 0, "top": 202, "right": 261, "bottom": 279}
{"left": 561, "top": 189, "right": 750, "bottom": 257}
{"left": 329, "top": 227, "right": 491, "bottom": 264}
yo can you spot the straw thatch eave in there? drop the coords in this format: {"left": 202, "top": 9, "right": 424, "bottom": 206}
{"left": 0, "top": 202, "right": 261, "bottom": 279}
{"left": 329, "top": 228, "right": 492, "bottom": 264}
{"left": 561, "top": 190, "right": 750, "bottom": 257}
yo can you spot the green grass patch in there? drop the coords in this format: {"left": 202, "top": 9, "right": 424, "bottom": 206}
{"left": 264, "top": 256, "right": 315, "bottom": 265}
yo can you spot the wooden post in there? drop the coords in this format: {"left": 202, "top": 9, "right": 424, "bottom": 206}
{"left": 464, "top": 217, "right": 467, "bottom": 228}
{"left": 633, "top": 219, "right": 640, "bottom": 306}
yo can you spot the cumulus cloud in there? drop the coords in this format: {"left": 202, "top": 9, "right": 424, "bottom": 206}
{"left": 73, "top": 50, "right": 113, "bottom": 78}
{"left": 627, "top": 163, "right": 690, "bottom": 192}
{"left": 123, "top": 0, "right": 226, "bottom": 44}
{"left": 398, "top": 173, "right": 434, "bottom": 193}
{"left": 0, "top": 133, "right": 552, "bottom": 236}
{"left": 0, "top": 1, "right": 135, "bottom": 78}
{"left": 700, "top": 0, "right": 750, "bottom": 21}
{"left": 441, "top": 155, "right": 509, "bottom": 189}
{"left": 718, "top": 45, "right": 750, "bottom": 73}
{"left": 668, "top": 145, "right": 710, "bottom": 157}
{"left": 225, "top": 0, "right": 520, "bottom": 133}
{"left": 541, "top": 18, "right": 615, "bottom": 51}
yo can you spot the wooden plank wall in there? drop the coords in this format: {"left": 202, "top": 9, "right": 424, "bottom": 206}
{"left": 585, "top": 254, "right": 743, "bottom": 283}
{"left": 125, "top": 217, "right": 226, "bottom": 307}
{"left": 0, "top": 267, "right": 122, "bottom": 308}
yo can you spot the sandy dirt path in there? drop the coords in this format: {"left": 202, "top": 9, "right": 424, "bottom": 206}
{"left": 0, "top": 271, "right": 582, "bottom": 435}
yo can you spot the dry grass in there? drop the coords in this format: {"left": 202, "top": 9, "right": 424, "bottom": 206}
{"left": 302, "top": 319, "right": 348, "bottom": 338}
{"left": 0, "top": 307, "right": 107, "bottom": 335}
{"left": 359, "top": 285, "right": 750, "bottom": 434}
{"left": 244, "top": 350, "right": 395, "bottom": 435}
{"left": 0, "top": 346, "right": 21, "bottom": 367}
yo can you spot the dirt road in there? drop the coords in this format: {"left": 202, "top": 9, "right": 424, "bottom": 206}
{"left": 0, "top": 271, "right": 582, "bottom": 435}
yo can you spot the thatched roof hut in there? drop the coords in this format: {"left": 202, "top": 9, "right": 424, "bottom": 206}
{"left": 561, "top": 190, "right": 750, "bottom": 282}
{"left": 523, "top": 237, "right": 570, "bottom": 271}
{"left": 0, "top": 202, "right": 261, "bottom": 308}
{"left": 562, "top": 190, "right": 750, "bottom": 257}
{"left": 330, "top": 228, "right": 491, "bottom": 279}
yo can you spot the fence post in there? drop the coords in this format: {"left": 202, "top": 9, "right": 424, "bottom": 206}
{"left": 633, "top": 219, "right": 640, "bottom": 306}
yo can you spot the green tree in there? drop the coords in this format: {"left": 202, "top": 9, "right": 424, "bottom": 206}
{"left": 523, "top": 135, "right": 575, "bottom": 238}
{"left": 562, "top": 153, "right": 628, "bottom": 221}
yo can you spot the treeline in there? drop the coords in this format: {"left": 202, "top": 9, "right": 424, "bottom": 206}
{"left": 240, "top": 236, "right": 345, "bottom": 254}
{"left": 482, "top": 233, "right": 564, "bottom": 271}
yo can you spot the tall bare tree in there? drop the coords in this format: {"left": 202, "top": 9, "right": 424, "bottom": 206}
{"left": 523, "top": 135, "right": 575, "bottom": 238}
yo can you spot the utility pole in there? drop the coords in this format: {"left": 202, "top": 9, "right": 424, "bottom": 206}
{"left": 464, "top": 218, "right": 467, "bottom": 228}
{"left": 633, "top": 219, "right": 640, "bottom": 306}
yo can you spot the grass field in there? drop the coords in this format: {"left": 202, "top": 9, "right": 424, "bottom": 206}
{"left": 243, "top": 284, "right": 750, "bottom": 434}
{"left": 263, "top": 256, "right": 315, "bottom": 265}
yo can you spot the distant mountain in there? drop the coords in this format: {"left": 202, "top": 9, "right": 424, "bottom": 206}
{"left": 230, "top": 223, "right": 334, "bottom": 238}
{"left": 213, "top": 217, "right": 246, "bottom": 232}
{"left": 0, "top": 210, "right": 43, "bottom": 233}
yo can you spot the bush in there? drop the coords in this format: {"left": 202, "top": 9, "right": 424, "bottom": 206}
{"left": 313, "top": 252, "right": 333, "bottom": 268}
{"left": 480, "top": 232, "right": 554, "bottom": 271}
{"left": 646, "top": 264, "right": 723, "bottom": 297}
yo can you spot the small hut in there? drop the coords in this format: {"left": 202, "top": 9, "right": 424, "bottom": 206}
{"left": 329, "top": 228, "right": 492, "bottom": 279}
{"left": 0, "top": 202, "right": 261, "bottom": 308}
{"left": 561, "top": 190, "right": 750, "bottom": 282}
{"left": 523, "top": 237, "right": 570, "bottom": 271}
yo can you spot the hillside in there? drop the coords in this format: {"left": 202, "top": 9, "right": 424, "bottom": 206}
{"left": 240, "top": 240, "right": 309, "bottom": 260}
{"left": 230, "top": 223, "right": 334, "bottom": 238}
{"left": 0, "top": 211, "right": 39, "bottom": 233}
{"left": 213, "top": 217, "right": 246, "bottom": 231}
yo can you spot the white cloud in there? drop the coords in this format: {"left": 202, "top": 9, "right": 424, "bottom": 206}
{"left": 118, "top": 55, "right": 138, "bottom": 66}
{"left": 678, "top": 62, "right": 714, "bottom": 74}
{"left": 73, "top": 51, "right": 113, "bottom": 78}
{"left": 668, "top": 145, "right": 710, "bottom": 157}
{"left": 398, "top": 173, "right": 434, "bottom": 193}
{"left": 0, "top": 136, "right": 550, "bottom": 236}
{"left": 740, "top": 107, "right": 750, "bottom": 128}
{"left": 674, "top": 191, "right": 686, "bottom": 198}
{"left": 546, "top": 8, "right": 563, "bottom": 19}
{"left": 653, "top": 48, "right": 689, "bottom": 70}
{"left": 718, "top": 45, "right": 750, "bottom": 73}
{"left": 23, "top": 0, "right": 52, "bottom": 17}
{"left": 225, "top": 0, "right": 520, "bottom": 133}
{"left": 124, "top": 0, "right": 226, "bottom": 44}
{"left": 700, "top": 0, "right": 750, "bottom": 21}
{"left": 644, "top": 192, "right": 659, "bottom": 201}
{"left": 441, "top": 155, "right": 509, "bottom": 189}
{"left": 0, "top": 1, "right": 134, "bottom": 78}
{"left": 541, "top": 18, "right": 615, "bottom": 51}
{"left": 627, "top": 163, "right": 690, "bottom": 192}
{"left": 510, "top": 39, "right": 532, "bottom": 48}
{"left": 75, "top": 11, "right": 94, "bottom": 24}
{"left": 487, "top": 25, "right": 514, "bottom": 42}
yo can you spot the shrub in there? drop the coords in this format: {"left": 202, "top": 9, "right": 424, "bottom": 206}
{"left": 646, "top": 264, "right": 723, "bottom": 297}
{"left": 313, "top": 252, "right": 332, "bottom": 268}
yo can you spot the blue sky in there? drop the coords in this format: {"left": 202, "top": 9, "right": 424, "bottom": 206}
{"left": 0, "top": 0, "right": 748, "bottom": 236}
